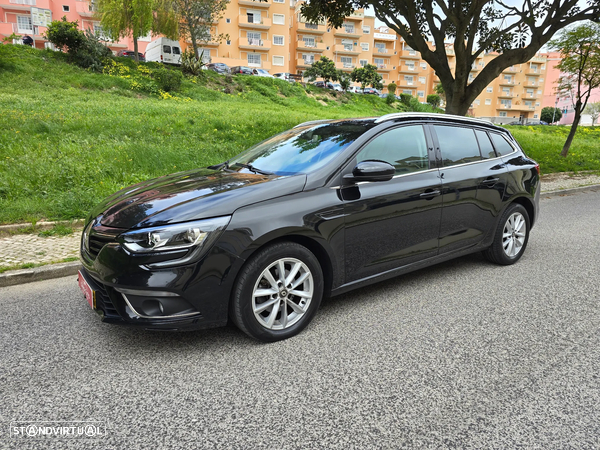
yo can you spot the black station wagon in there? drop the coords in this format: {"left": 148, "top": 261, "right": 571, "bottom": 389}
{"left": 78, "top": 113, "right": 540, "bottom": 341}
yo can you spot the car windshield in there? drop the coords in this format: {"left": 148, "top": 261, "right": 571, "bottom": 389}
{"left": 228, "top": 121, "right": 375, "bottom": 175}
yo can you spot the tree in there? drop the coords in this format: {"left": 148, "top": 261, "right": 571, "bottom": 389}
{"left": 336, "top": 70, "right": 351, "bottom": 91}
{"left": 550, "top": 23, "right": 600, "bottom": 156}
{"left": 45, "top": 16, "right": 85, "bottom": 53}
{"left": 301, "top": 0, "right": 600, "bottom": 116}
{"left": 350, "top": 64, "right": 382, "bottom": 89}
{"left": 96, "top": 0, "right": 177, "bottom": 63}
{"left": 387, "top": 82, "right": 397, "bottom": 96}
{"left": 584, "top": 102, "right": 600, "bottom": 126}
{"left": 427, "top": 94, "right": 441, "bottom": 109}
{"left": 304, "top": 56, "right": 338, "bottom": 83}
{"left": 172, "top": 0, "right": 229, "bottom": 60}
{"left": 540, "top": 106, "right": 562, "bottom": 124}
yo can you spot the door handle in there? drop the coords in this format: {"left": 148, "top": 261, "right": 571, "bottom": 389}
{"left": 481, "top": 177, "right": 500, "bottom": 186}
{"left": 420, "top": 189, "right": 441, "bottom": 199}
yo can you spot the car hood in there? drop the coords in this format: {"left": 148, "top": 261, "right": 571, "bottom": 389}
{"left": 90, "top": 169, "right": 307, "bottom": 229}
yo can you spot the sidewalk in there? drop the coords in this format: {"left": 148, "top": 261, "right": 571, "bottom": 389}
{"left": 0, "top": 173, "right": 599, "bottom": 287}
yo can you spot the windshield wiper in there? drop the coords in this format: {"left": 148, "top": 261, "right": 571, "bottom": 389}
{"left": 232, "top": 163, "right": 273, "bottom": 175}
{"left": 207, "top": 161, "right": 233, "bottom": 172}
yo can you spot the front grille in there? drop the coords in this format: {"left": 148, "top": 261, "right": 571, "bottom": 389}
{"left": 84, "top": 225, "right": 122, "bottom": 259}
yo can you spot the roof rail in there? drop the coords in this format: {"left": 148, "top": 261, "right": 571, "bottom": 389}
{"left": 293, "top": 119, "right": 332, "bottom": 129}
{"left": 374, "top": 112, "right": 494, "bottom": 126}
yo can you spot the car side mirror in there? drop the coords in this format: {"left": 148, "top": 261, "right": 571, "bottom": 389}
{"left": 344, "top": 160, "right": 395, "bottom": 183}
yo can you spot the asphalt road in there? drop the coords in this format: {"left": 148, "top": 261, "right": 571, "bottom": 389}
{"left": 1, "top": 189, "right": 599, "bottom": 449}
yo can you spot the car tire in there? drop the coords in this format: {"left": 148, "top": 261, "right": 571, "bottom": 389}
{"left": 484, "top": 203, "right": 530, "bottom": 265}
{"left": 230, "top": 242, "right": 323, "bottom": 342}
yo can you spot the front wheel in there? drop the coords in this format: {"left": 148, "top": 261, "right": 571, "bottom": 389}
{"left": 230, "top": 242, "right": 324, "bottom": 342}
{"left": 484, "top": 203, "right": 531, "bottom": 265}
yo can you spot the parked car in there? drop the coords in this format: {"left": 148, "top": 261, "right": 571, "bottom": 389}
{"left": 252, "top": 68, "right": 274, "bottom": 78}
{"left": 116, "top": 50, "right": 146, "bottom": 62}
{"left": 313, "top": 81, "right": 335, "bottom": 89}
{"left": 206, "top": 63, "right": 230, "bottom": 74}
{"left": 331, "top": 83, "right": 343, "bottom": 92}
{"left": 363, "top": 87, "right": 381, "bottom": 95}
{"left": 144, "top": 38, "right": 181, "bottom": 65}
{"left": 347, "top": 86, "right": 363, "bottom": 94}
{"left": 230, "top": 66, "right": 254, "bottom": 75}
{"left": 78, "top": 113, "right": 540, "bottom": 342}
{"left": 273, "top": 72, "right": 296, "bottom": 82}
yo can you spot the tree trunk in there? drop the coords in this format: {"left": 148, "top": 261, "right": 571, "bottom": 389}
{"left": 444, "top": 89, "right": 473, "bottom": 116}
{"left": 561, "top": 99, "right": 582, "bottom": 157}
{"left": 133, "top": 37, "right": 139, "bottom": 63}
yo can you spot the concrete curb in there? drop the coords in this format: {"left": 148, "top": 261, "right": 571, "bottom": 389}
{"left": 1, "top": 184, "right": 599, "bottom": 288}
{"left": 541, "top": 183, "right": 600, "bottom": 198}
{"left": 0, "top": 261, "right": 81, "bottom": 288}
{"left": 0, "top": 219, "right": 85, "bottom": 237}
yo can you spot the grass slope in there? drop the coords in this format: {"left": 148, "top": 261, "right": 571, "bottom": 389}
{"left": 1, "top": 45, "right": 599, "bottom": 224}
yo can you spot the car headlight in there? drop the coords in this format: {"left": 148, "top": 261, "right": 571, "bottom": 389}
{"left": 119, "top": 216, "right": 230, "bottom": 268}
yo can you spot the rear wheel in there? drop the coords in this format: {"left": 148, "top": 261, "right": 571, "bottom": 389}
{"left": 231, "top": 242, "right": 323, "bottom": 342}
{"left": 484, "top": 203, "right": 530, "bottom": 265}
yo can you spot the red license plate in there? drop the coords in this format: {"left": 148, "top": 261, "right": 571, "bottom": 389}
{"left": 78, "top": 270, "right": 96, "bottom": 309}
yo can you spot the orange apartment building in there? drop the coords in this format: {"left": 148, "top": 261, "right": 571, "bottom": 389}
{"left": 1, "top": 0, "right": 547, "bottom": 121}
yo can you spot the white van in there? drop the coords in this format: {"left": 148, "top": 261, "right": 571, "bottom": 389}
{"left": 145, "top": 38, "right": 182, "bottom": 65}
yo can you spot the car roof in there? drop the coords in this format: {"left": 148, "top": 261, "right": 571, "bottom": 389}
{"left": 294, "top": 113, "right": 505, "bottom": 132}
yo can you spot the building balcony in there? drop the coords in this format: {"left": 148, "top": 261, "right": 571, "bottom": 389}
{"left": 522, "top": 94, "right": 538, "bottom": 99}
{"left": 298, "top": 22, "right": 327, "bottom": 34}
{"left": 346, "top": 12, "right": 364, "bottom": 21}
{"left": 238, "top": 38, "right": 271, "bottom": 50}
{"left": 373, "top": 32, "right": 397, "bottom": 41}
{"left": 75, "top": 1, "right": 96, "bottom": 17}
{"left": 296, "top": 41, "right": 326, "bottom": 52}
{"left": 399, "top": 51, "right": 421, "bottom": 60}
{"left": 0, "top": 0, "right": 51, "bottom": 10}
{"left": 239, "top": 0, "right": 271, "bottom": 7}
{"left": 296, "top": 58, "right": 316, "bottom": 68}
{"left": 333, "top": 28, "right": 362, "bottom": 38}
{"left": 503, "top": 67, "right": 518, "bottom": 73}
{"left": 375, "top": 47, "right": 390, "bottom": 54}
{"left": 0, "top": 22, "right": 46, "bottom": 39}
{"left": 397, "top": 67, "right": 418, "bottom": 74}
{"left": 335, "top": 61, "right": 356, "bottom": 71}
{"left": 524, "top": 82, "right": 538, "bottom": 87}
{"left": 498, "top": 93, "right": 516, "bottom": 99}
{"left": 247, "top": 60, "right": 272, "bottom": 70}
{"left": 398, "top": 81, "right": 417, "bottom": 88}
{"left": 499, "top": 81, "right": 516, "bottom": 86}
{"left": 238, "top": 15, "right": 271, "bottom": 29}
{"left": 497, "top": 104, "right": 536, "bottom": 111}
{"left": 333, "top": 44, "right": 360, "bottom": 55}
{"left": 525, "top": 70, "right": 541, "bottom": 76}
{"left": 375, "top": 64, "right": 392, "bottom": 72}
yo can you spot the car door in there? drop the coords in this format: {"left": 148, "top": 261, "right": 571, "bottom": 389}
{"left": 430, "top": 124, "right": 509, "bottom": 254}
{"left": 341, "top": 124, "right": 443, "bottom": 282}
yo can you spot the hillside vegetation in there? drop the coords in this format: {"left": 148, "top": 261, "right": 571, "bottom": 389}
{"left": 0, "top": 45, "right": 599, "bottom": 224}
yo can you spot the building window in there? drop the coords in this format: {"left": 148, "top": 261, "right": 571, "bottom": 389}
{"left": 274, "top": 35, "right": 284, "bottom": 46}
{"left": 362, "top": 26, "right": 370, "bottom": 34}
{"left": 404, "top": 76, "right": 413, "bottom": 85}
{"left": 485, "top": 98, "right": 491, "bottom": 105}
{"left": 361, "top": 42, "right": 369, "bottom": 51}
{"left": 273, "top": 55, "right": 284, "bottom": 66}
{"left": 540, "top": 78, "right": 544, "bottom": 82}
{"left": 475, "top": 99, "right": 480, "bottom": 105}
{"left": 17, "top": 16, "right": 33, "bottom": 33}
{"left": 403, "top": 89, "right": 412, "bottom": 95}
{"left": 536, "top": 102, "right": 540, "bottom": 106}
{"left": 359, "top": 59, "right": 367, "bottom": 67}
{"left": 486, "top": 86, "right": 493, "bottom": 93}
{"left": 534, "top": 114, "right": 538, "bottom": 119}
{"left": 274, "top": 0, "right": 285, "bottom": 3}
{"left": 226, "top": 18, "right": 231, "bottom": 23}
{"left": 273, "top": 14, "right": 285, "bottom": 25}
{"left": 62, "top": 5, "right": 70, "bottom": 11}
{"left": 226, "top": 40, "right": 231, "bottom": 45}
{"left": 248, "top": 53, "right": 261, "bottom": 66}
{"left": 418, "top": 76, "right": 426, "bottom": 84}
{"left": 417, "top": 91, "right": 424, "bottom": 98}
{"left": 421, "top": 62, "right": 427, "bottom": 70}
{"left": 499, "top": 111, "right": 507, "bottom": 117}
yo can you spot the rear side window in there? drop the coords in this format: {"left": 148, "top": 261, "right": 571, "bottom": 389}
{"left": 163, "top": 45, "right": 171, "bottom": 53}
{"left": 475, "top": 130, "right": 496, "bottom": 159}
{"left": 433, "top": 125, "right": 481, "bottom": 167}
{"left": 489, "top": 133, "right": 515, "bottom": 156}
{"left": 356, "top": 125, "right": 429, "bottom": 175}
{"left": 172, "top": 47, "right": 181, "bottom": 55}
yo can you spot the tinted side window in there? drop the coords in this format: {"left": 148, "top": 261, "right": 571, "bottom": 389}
{"left": 356, "top": 125, "right": 429, "bottom": 175}
{"left": 172, "top": 47, "right": 181, "bottom": 55}
{"left": 434, "top": 125, "right": 481, "bottom": 167}
{"left": 475, "top": 130, "right": 496, "bottom": 159}
{"left": 489, "top": 133, "right": 515, "bottom": 156}
{"left": 163, "top": 45, "right": 171, "bottom": 53}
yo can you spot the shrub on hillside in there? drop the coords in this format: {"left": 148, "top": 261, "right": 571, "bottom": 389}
{"left": 399, "top": 93, "right": 412, "bottom": 106}
{"left": 153, "top": 68, "right": 183, "bottom": 92}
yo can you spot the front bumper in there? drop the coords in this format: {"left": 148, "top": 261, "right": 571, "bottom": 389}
{"left": 79, "top": 225, "right": 243, "bottom": 331}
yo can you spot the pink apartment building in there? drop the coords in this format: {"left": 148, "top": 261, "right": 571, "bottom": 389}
{"left": 542, "top": 51, "right": 600, "bottom": 125}
{"left": 0, "top": 0, "right": 148, "bottom": 53}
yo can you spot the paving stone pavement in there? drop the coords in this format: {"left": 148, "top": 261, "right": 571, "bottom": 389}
{"left": 0, "top": 231, "right": 82, "bottom": 267}
{"left": 0, "top": 175, "right": 598, "bottom": 269}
